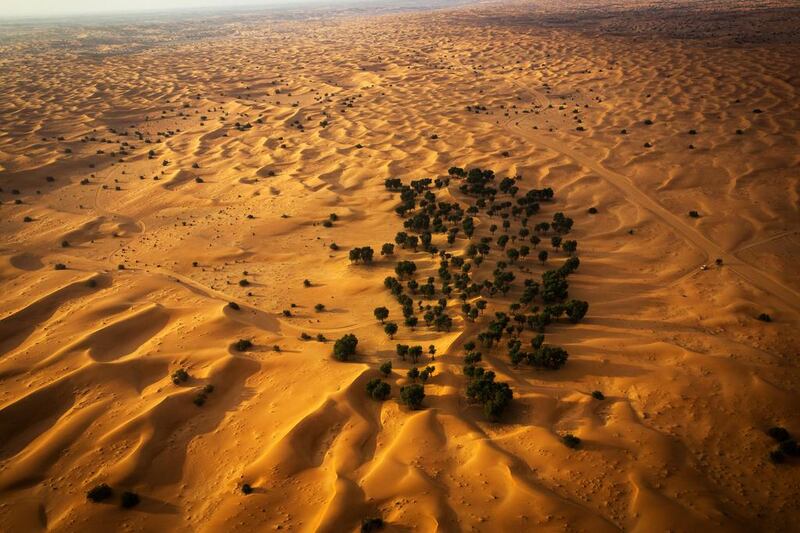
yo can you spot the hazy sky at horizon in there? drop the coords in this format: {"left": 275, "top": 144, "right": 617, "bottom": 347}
{"left": 2, "top": 0, "right": 346, "bottom": 18}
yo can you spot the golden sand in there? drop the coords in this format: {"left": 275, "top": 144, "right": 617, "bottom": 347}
{"left": 1, "top": 1, "right": 799, "bottom": 530}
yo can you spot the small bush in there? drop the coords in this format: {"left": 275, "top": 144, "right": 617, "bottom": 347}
{"left": 767, "top": 427, "right": 790, "bottom": 442}
{"left": 562, "top": 434, "right": 581, "bottom": 448}
{"left": 54, "top": 263, "right": 67, "bottom": 270}
{"left": 171, "top": 369, "right": 189, "bottom": 384}
{"left": 228, "top": 302, "right": 240, "bottom": 310}
{"left": 688, "top": 210, "right": 700, "bottom": 218}
{"left": 315, "top": 303, "right": 325, "bottom": 312}
{"left": 235, "top": 339, "right": 253, "bottom": 352}
{"left": 591, "top": 390, "right": 605, "bottom": 400}
{"left": 587, "top": 207, "right": 598, "bottom": 214}
{"left": 361, "top": 518, "right": 384, "bottom": 532}
{"left": 757, "top": 313, "right": 772, "bottom": 322}
{"left": 87, "top": 483, "right": 113, "bottom": 502}
{"left": 242, "top": 483, "right": 253, "bottom": 495}
{"left": 379, "top": 361, "right": 392, "bottom": 376}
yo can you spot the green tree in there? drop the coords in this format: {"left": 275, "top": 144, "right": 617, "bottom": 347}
{"left": 374, "top": 306, "right": 389, "bottom": 323}
{"left": 400, "top": 384, "right": 425, "bottom": 410}
{"left": 333, "top": 334, "right": 358, "bottom": 361}
{"left": 384, "top": 322, "right": 398, "bottom": 339}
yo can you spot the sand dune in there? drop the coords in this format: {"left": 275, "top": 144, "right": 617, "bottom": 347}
{"left": 1, "top": 0, "right": 799, "bottom": 531}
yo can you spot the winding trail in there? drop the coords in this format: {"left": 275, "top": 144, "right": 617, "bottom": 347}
{"left": 452, "top": 56, "right": 800, "bottom": 314}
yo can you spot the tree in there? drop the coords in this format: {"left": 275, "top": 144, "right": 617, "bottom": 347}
{"left": 400, "top": 384, "right": 425, "bottom": 409}
{"left": 562, "top": 240, "right": 577, "bottom": 255}
{"left": 565, "top": 299, "right": 588, "bottom": 323}
{"left": 395, "top": 261, "right": 417, "bottom": 279}
{"left": 533, "top": 345, "right": 568, "bottom": 369}
{"left": 384, "top": 322, "right": 398, "bottom": 339}
{"left": 538, "top": 250, "right": 548, "bottom": 263}
{"left": 374, "top": 306, "right": 389, "bottom": 323}
{"left": 366, "top": 379, "right": 390, "bottom": 401}
{"left": 380, "top": 361, "right": 392, "bottom": 376}
{"left": 333, "top": 334, "right": 358, "bottom": 361}
{"left": 381, "top": 243, "right": 395, "bottom": 256}
{"left": 396, "top": 344, "right": 409, "bottom": 360}
{"left": 551, "top": 236, "right": 562, "bottom": 249}
{"left": 409, "top": 345, "right": 423, "bottom": 363}
{"left": 407, "top": 367, "right": 420, "bottom": 381}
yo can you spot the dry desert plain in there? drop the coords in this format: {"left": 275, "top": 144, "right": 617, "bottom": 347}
{"left": 1, "top": 0, "right": 800, "bottom": 531}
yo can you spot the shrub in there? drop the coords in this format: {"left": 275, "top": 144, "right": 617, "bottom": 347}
{"left": 562, "top": 434, "right": 581, "bottom": 448}
{"left": 407, "top": 367, "right": 420, "bottom": 381}
{"left": 384, "top": 322, "right": 398, "bottom": 339}
{"left": 366, "top": 379, "right": 390, "bottom": 401}
{"left": 688, "top": 210, "right": 700, "bottom": 218}
{"left": 228, "top": 302, "right": 240, "bottom": 310}
{"left": 315, "top": 303, "right": 325, "bottom": 312}
{"left": 171, "top": 369, "right": 189, "bottom": 384}
{"left": 465, "top": 368, "right": 513, "bottom": 421}
{"left": 591, "top": 390, "right": 605, "bottom": 400}
{"left": 767, "top": 427, "right": 790, "bottom": 442}
{"left": 193, "top": 394, "right": 206, "bottom": 406}
{"left": 239, "top": 279, "right": 250, "bottom": 287}
{"left": 87, "top": 483, "right": 113, "bottom": 502}
{"left": 361, "top": 518, "right": 384, "bottom": 532}
{"left": 588, "top": 207, "right": 598, "bottom": 214}
{"left": 333, "top": 334, "right": 358, "bottom": 361}
{"left": 316, "top": 334, "right": 327, "bottom": 342}
{"left": 380, "top": 361, "right": 392, "bottom": 376}
{"left": 235, "top": 339, "right": 253, "bottom": 352}
{"left": 400, "top": 384, "right": 425, "bottom": 410}
{"left": 303, "top": 279, "right": 312, "bottom": 287}
{"left": 54, "top": 263, "right": 67, "bottom": 270}
{"left": 242, "top": 483, "right": 253, "bottom": 495}
{"left": 120, "top": 491, "right": 140, "bottom": 509}
{"left": 757, "top": 313, "right": 772, "bottom": 322}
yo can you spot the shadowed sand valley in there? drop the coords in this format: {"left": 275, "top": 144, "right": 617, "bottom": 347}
{"left": 1, "top": 0, "right": 799, "bottom": 531}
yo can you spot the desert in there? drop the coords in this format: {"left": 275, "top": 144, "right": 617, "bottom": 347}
{"left": 1, "top": 0, "right": 799, "bottom": 531}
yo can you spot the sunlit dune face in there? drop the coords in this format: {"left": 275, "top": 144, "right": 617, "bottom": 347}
{"left": 0, "top": 1, "right": 799, "bottom": 531}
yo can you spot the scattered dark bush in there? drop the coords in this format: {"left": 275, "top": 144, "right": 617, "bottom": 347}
{"left": 87, "top": 484, "right": 113, "bottom": 502}
{"left": 235, "top": 339, "right": 253, "bottom": 352}
{"left": 591, "top": 390, "right": 605, "bottom": 400}
{"left": 562, "top": 434, "right": 581, "bottom": 448}
{"left": 171, "top": 369, "right": 189, "bottom": 384}
{"left": 361, "top": 518, "right": 384, "bottom": 532}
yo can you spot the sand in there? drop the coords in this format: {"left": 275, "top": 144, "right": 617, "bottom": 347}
{"left": 1, "top": 0, "right": 799, "bottom": 531}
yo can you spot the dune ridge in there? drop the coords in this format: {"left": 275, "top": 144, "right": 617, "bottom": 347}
{"left": 1, "top": 0, "right": 799, "bottom": 531}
